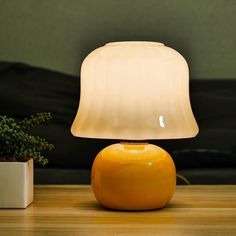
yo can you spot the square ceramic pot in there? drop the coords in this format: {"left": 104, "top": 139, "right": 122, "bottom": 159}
{"left": 0, "top": 159, "right": 33, "bottom": 208}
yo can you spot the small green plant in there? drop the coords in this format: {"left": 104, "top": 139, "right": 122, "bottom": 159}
{"left": 0, "top": 112, "right": 54, "bottom": 165}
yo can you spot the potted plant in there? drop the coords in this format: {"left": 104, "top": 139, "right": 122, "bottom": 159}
{"left": 0, "top": 112, "right": 54, "bottom": 208}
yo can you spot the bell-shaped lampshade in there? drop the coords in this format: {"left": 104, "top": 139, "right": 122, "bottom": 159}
{"left": 71, "top": 41, "right": 199, "bottom": 140}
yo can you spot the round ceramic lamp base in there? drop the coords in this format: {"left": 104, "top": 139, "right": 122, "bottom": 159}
{"left": 91, "top": 142, "right": 176, "bottom": 211}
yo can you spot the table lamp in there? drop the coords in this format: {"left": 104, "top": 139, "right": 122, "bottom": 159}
{"left": 71, "top": 41, "right": 199, "bottom": 210}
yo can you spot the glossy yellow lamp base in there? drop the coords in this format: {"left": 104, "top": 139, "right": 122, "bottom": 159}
{"left": 91, "top": 142, "right": 176, "bottom": 210}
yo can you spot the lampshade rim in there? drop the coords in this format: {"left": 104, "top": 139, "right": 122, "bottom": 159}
{"left": 70, "top": 129, "right": 199, "bottom": 140}
{"left": 105, "top": 41, "right": 165, "bottom": 47}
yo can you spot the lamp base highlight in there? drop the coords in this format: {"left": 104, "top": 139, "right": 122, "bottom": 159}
{"left": 91, "top": 142, "right": 176, "bottom": 210}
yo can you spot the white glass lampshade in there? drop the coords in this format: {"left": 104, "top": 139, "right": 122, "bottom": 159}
{"left": 71, "top": 41, "right": 199, "bottom": 140}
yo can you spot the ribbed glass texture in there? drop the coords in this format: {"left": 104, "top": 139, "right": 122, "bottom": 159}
{"left": 71, "top": 41, "right": 199, "bottom": 140}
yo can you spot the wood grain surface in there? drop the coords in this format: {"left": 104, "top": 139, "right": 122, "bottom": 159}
{"left": 0, "top": 185, "right": 236, "bottom": 236}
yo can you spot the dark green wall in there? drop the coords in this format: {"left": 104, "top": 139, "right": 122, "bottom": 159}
{"left": 0, "top": 0, "right": 235, "bottom": 78}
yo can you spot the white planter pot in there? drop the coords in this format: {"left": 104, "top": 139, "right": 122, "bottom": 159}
{"left": 0, "top": 159, "right": 33, "bottom": 208}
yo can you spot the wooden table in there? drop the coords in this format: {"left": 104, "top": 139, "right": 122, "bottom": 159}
{"left": 0, "top": 185, "right": 236, "bottom": 236}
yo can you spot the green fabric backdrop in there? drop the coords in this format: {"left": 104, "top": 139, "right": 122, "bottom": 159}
{"left": 0, "top": 0, "right": 235, "bottom": 79}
